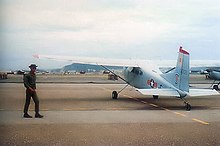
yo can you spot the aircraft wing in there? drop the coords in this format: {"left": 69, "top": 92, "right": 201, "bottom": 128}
{"left": 34, "top": 54, "right": 220, "bottom": 68}
{"left": 34, "top": 54, "right": 145, "bottom": 67}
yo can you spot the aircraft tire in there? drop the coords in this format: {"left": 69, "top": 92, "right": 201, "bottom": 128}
{"left": 185, "top": 103, "right": 191, "bottom": 111}
{"left": 112, "top": 91, "right": 118, "bottom": 99}
{"left": 213, "top": 85, "right": 219, "bottom": 91}
{"left": 153, "top": 95, "right": 159, "bottom": 99}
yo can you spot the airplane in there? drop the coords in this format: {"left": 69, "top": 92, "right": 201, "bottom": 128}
{"left": 206, "top": 69, "right": 220, "bottom": 90}
{"left": 190, "top": 67, "right": 220, "bottom": 90}
{"left": 34, "top": 46, "right": 219, "bottom": 111}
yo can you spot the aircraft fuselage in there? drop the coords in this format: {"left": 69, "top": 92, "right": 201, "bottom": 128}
{"left": 209, "top": 70, "right": 220, "bottom": 81}
{"left": 123, "top": 66, "right": 174, "bottom": 90}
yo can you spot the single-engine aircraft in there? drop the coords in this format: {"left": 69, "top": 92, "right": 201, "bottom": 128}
{"left": 34, "top": 46, "right": 219, "bottom": 111}
{"left": 206, "top": 69, "right": 220, "bottom": 90}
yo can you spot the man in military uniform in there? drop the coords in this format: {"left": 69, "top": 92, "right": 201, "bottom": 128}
{"left": 23, "top": 64, "right": 43, "bottom": 118}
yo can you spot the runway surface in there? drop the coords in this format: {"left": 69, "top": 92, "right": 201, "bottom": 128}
{"left": 0, "top": 81, "right": 220, "bottom": 145}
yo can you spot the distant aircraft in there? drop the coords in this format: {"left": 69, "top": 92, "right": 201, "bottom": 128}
{"left": 206, "top": 69, "right": 220, "bottom": 90}
{"left": 34, "top": 47, "right": 219, "bottom": 111}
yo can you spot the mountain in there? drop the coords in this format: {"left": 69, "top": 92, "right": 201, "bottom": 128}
{"left": 50, "top": 63, "right": 123, "bottom": 73}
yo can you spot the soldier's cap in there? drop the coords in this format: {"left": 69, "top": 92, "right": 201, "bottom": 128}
{"left": 29, "top": 64, "right": 38, "bottom": 68}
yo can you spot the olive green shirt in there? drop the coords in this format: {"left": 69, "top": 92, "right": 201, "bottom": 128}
{"left": 23, "top": 72, "right": 36, "bottom": 89}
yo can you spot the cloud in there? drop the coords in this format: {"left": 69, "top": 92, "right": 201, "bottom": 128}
{"left": 1, "top": 0, "right": 220, "bottom": 70}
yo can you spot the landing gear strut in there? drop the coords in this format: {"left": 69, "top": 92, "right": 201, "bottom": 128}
{"left": 181, "top": 98, "right": 191, "bottom": 111}
{"left": 111, "top": 84, "right": 129, "bottom": 99}
{"left": 99, "top": 65, "right": 130, "bottom": 100}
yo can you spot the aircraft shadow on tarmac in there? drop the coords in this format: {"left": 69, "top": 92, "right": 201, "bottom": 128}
{"left": 44, "top": 96, "right": 215, "bottom": 111}
{"left": 38, "top": 82, "right": 219, "bottom": 111}
{"left": 134, "top": 97, "right": 215, "bottom": 110}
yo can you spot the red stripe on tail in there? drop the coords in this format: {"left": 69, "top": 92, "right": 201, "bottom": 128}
{"left": 179, "top": 46, "right": 189, "bottom": 55}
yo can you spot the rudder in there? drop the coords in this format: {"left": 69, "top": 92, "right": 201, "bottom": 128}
{"left": 162, "top": 46, "right": 190, "bottom": 92}
{"left": 175, "top": 46, "right": 190, "bottom": 92}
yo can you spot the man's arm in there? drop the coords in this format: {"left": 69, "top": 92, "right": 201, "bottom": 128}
{"left": 23, "top": 74, "right": 35, "bottom": 92}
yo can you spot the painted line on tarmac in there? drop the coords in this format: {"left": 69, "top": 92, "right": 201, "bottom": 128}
{"left": 172, "top": 111, "right": 187, "bottom": 117}
{"left": 149, "top": 103, "right": 159, "bottom": 108}
{"left": 210, "top": 107, "right": 220, "bottom": 109}
{"left": 160, "top": 107, "right": 170, "bottom": 112}
{"left": 141, "top": 101, "right": 148, "bottom": 104}
{"left": 122, "top": 94, "right": 209, "bottom": 125}
{"left": 192, "top": 118, "right": 209, "bottom": 125}
{"left": 97, "top": 86, "right": 210, "bottom": 125}
{"left": 63, "top": 108, "right": 75, "bottom": 111}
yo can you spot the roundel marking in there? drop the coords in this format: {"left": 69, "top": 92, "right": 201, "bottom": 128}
{"left": 147, "top": 79, "right": 158, "bottom": 88}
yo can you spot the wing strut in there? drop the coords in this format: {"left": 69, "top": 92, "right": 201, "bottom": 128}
{"left": 100, "top": 65, "right": 129, "bottom": 84}
{"left": 100, "top": 65, "right": 131, "bottom": 99}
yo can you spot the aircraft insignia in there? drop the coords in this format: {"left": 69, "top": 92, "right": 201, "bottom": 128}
{"left": 147, "top": 79, "right": 157, "bottom": 88}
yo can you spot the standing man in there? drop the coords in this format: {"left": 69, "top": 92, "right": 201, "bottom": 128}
{"left": 23, "top": 64, "right": 43, "bottom": 118}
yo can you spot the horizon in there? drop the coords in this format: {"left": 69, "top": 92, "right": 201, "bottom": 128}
{"left": 1, "top": 0, "right": 220, "bottom": 70}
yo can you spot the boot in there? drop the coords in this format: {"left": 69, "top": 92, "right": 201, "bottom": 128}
{"left": 23, "top": 113, "right": 32, "bottom": 118}
{"left": 35, "top": 113, "right": 43, "bottom": 118}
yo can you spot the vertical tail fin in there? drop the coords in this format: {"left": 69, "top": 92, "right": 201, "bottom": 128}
{"left": 175, "top": 46, "right": 190, "bottom": 92}
{"left": 162, "top": 46, "right": 190, "bottom": 92}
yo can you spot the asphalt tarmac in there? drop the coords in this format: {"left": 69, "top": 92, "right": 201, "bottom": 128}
{"left": 0, "top": 74, "right": 220, "bottom": 145}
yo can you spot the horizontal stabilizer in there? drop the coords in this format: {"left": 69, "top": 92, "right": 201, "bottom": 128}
{"left": 137, "top": 89, "right": 180, "bottom": 97}
{"left": 137, "top": 88, "right": 219, "bottom": 97}
{"left": 189, "top": 89, "right": 219, "bottom": 97}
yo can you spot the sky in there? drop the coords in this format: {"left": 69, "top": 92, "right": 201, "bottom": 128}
{"left": 0, "top": 0, "right": 220, "bottom": 70}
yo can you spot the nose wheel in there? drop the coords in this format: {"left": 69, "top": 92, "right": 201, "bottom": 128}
{"left": 112, "top": 91, "right": 118, "bottom": 99}
{"left": 111, "top": 84, "right": 129, "bottom": 100}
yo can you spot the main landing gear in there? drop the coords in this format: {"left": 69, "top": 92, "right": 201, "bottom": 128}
{"left": 213, "top": 82, "right": 220, "bottom": 91}
{"left": 213, "top": 85, "right": 219, "bottom": 90}
{"left": 185, "top": 103, "right": 191, "bottom": 111}
{"left": 211, "top": 80, "right": 220, "bottom": 91}
{"left": 181, "top": 98, "right": 191, "bottom": 111}
{"left": 153, "top": 95, "right": 159, "bottom": 99}
{"left": 112, "top": 84, "right": 129, "bottom": 99}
